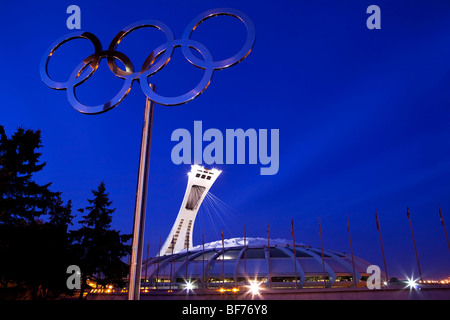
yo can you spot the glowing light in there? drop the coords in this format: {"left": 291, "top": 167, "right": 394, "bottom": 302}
{"left": 406, "top": 277, "right": 419, "bottom": 290}
{"left": 185, "top": 281, "right": 194, "bottom": 291}
{"left": 248, "top": 281, "right": 261, "bottom": 296}
{"left": 232, "top": 287, "right": 239, "bottom": 293}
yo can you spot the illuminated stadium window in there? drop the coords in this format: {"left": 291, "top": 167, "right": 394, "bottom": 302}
{"left": 335, "top": 276, "right": 354, "bottom": 282}
{"left": 205, "top": 277, "right": 235, "bottom": 283}
{"left": 216, "top": 249, "right": 242, "bottom": 260}
{"left": 272, "top": 277, "right": 297, "bottom": 282}
{"left": 305, "top": 275, "right": 330, "bottom": 282}
{"left": 237, "top": 277, "right": 268, "bottom": 283}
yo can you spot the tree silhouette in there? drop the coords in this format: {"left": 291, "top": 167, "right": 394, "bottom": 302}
{"left": 1, "top": 125, "right": 131, "bottom": 299}
{"left": 0, "top": 125, "right": 55, "bottom": 225}
{"left": 0, "top": 125, "right": 74, "bottom": 299}
{"left": 71, "top": 181, "right": 131, "bottom": 299}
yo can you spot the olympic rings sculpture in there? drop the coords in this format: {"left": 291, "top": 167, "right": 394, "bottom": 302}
{"left": 40, "top": 8, "right": 255, "bottom": 114}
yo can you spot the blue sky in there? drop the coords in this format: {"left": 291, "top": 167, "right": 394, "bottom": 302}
{"left": 1, "top": 0, "right": 450, "bottom": 279}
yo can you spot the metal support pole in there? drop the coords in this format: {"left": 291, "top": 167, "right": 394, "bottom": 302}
{"left": 318, "top": 215, "right": 327, "bottom": 288}
{"left": 346, "top": 213, "right": 357, "bottom": 288}
{"left": 128, "top": 87, "right": 155, "bottom": 300}
{"left": 439, "top": 205, "right": 450, "bottom": 256}
{"left": 376, "top": 211, "right": 389, "bottom": 283}
{"left": 407, "top": 207, "right": 423, "bottom": 283}
{"left": 291, "top": 219, "right": 298, "bottom": 289}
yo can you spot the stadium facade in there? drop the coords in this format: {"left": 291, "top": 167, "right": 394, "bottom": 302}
{"left": 143, "top": 237, "right": 373, "bottom": 289}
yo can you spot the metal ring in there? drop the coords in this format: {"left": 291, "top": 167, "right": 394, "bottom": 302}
{"left": 40, "top": 31, "right": 102, "bottom": 90}
{"left": 66, "top": 51, "right": 134, "bottom": 114}
{"left": 41, "top": 9, "right": 255, "bottom": 109}
{"left": 139, "top": 39, "right": 214, "bottom": 106}
{"left": 107, "top": 20, "right": 175, "bottom": 80}
{"left": 181, "top": 8, "right": 256, "bottom": 70}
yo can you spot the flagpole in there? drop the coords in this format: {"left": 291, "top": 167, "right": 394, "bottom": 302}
{"left": 185, "top": 232, "right": 189, "bottom": 282}
{"left": 291, "top": 219, "right": 298, "bottom": 289}
{"left": 318, "top": 215, "right": 327, "bottom": 288}
{"left": 267, "top": 223, "right": 272, "bottom": 289}
{"left": 202, "top": 231, "right": 205, "bottom": 291}
{"left": 170, "top": 237, "right": 174, "bottom": 290}
{"left": 222, "top": 228, "right": 225, "bottom": 288}
{"left": 439, "top": 205, "right": 450, "bottom": 255}
{"left": 244, "top": 225, "right": 247, "bottom": 282}
{"left": 156, "top": 237, "right": 161, "bottom": 290}
{"left": 144, "top": 240, "right": 150, "bottom": 289}
{"left": 346, "top": 213, "right": 357, "bottom": 287}
{"left": 407, "top": 207, "right": 423, "bottom": 283}
{"left": 375, "top": 211, "right": 389, "bottom": 283}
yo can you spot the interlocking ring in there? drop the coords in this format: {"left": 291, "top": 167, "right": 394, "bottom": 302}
{"left": 67, "top": 51, "right": 134, "bottom": 114}
{"left": 40, "top": 31, "right": 102, "bottom": 90}
{"left": 181, "top": 8, "right": 255, "bottom": 70}
{"left": 140, "top": 39, "right": 214, "bottom": 106}
{"left": 40, "top": 8, "right": 255, "bottom": 114}
{"left": 106, "top": 20, "right": 175, "bottom": 80}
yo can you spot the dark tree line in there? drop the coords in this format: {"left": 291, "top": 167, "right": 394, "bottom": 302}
{"left": 0, "top": 125, "right": 131, "bottom": 299}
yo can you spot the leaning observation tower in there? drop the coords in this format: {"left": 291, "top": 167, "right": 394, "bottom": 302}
{"left": 142, "top": 165, "right": 378, "bottom": 290}
{"left": 159, "top": 165, "right": 221, "bottom": 256}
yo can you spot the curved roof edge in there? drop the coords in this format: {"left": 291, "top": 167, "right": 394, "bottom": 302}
{"left": 175, "top": 237, "right": 307, "bottom": 254}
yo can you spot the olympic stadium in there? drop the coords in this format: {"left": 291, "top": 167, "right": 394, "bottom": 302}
{"left": 142, "top": 237, "right": 373, "bottom": 290}
{"left": 140, "top": 165, "right": 375, "bottom": 290}
{"left": 85, "top": 165, "right": 450, "bottom": 300}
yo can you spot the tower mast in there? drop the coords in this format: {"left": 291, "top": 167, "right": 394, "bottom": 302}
{"left": 159, "top": 165, "right": 221, "bottom": 255}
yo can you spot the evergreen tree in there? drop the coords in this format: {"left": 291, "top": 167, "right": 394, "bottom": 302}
{"left": 0, "top": 125, "right": 74, "bottom": 299}
{"left": 40, "top": 198, "right": 75, "bottom": 298}
{"left": 71, "top": 182, "right": 131, "bottom": 299}
{"left": 49, "top": 198, "right": 74, "bottom": 230}
{"left": 0, "top": 125, "right": 56, "bottom": 225}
